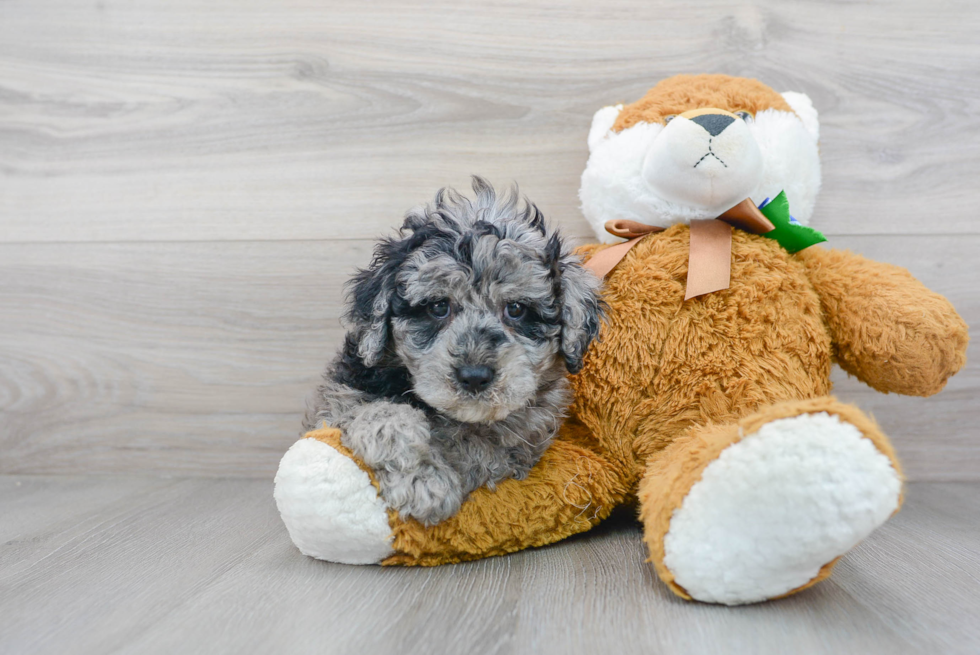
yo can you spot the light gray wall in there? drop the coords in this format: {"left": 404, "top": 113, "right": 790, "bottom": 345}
{"left": 1, "top": 0, "right": 976, "bottom": 479}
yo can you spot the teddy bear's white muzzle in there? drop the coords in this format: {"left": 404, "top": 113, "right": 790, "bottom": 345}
{"left": 642, "top": 114, "right": 763, "bottom": 215}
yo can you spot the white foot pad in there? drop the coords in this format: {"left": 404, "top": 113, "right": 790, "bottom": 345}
{"left": 274, "top": 438, "right": 394, "bottom": 564}
{"left": 663, "top": 412, "right": 901, "bottom": 605}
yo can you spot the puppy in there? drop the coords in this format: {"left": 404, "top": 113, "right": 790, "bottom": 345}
{"left": 305, "top": 177, "right": 603, "bottom": 525}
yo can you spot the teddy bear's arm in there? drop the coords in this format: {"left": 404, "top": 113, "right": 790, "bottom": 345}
{"left": 384, "top": 438, "right": 629, "bottom": 565}
{"left": 276, "top": 426, "right": 630, "bottom": 566}
{"left": 797, "top": 246, "right": 968, "bottom": 396}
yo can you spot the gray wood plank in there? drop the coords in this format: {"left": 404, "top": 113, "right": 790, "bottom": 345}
{"left": 0, "top": 476, "right": 172, "bottom": 577}
{"left": 1, "top": 477, "right": 977, "bottom": 655}
{"left": 1, "top": 0, "right": 979, "bottom": 243}
{"left": 832, "top": 483, "right": 980, "bottom": 654}
{"left": 0, "top": 477, "right": 284, "bottom": 654}
{"left": 2, "top": 0, "right": 977, "bottom": 651}
{"left": 1, "top": 235, "right": 976, "bottom": 479}
{"left": 0, "top": 240, "right": 357, "bottom": 476}
{"left": 509, "top": 519, "right": 915, "bottom": 655}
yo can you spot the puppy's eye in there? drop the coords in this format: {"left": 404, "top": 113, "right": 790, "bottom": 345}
{"left": 735, "top": 111, "right": 754, "bottom": 123}
{"left": 426, "top": 300, "right": 451, "bottom": 320}
{"left": 504, "top": 302, "right": 526, "bottom": 320}
{"left": 663, "top": 115, "right": 677, "bottom": 124}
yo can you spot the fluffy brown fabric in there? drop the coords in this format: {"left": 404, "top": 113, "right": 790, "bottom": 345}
{"left": 383, "top": 435, "right": 630, "bottom": 566}
{"left": 637, "top": 396, "right": 905, "bottom": 600}
{"left": 797, "top": 246, "right": 968, "bottom": 396}
{"left": 611, "top": 73, "right": 795, "bottom": 131}
{"left": 297, "top": 75, "right": 968, "bottom": 602}
{"left": 373, "top": 227, "right": 965, "bottom": 589}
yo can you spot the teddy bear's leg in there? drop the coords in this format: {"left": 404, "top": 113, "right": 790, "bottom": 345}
{"left": 274, "top": 427, "right": 630, "bottom": 566}
{"left": 637, "top": 397, "right": 903, "bottom": 605}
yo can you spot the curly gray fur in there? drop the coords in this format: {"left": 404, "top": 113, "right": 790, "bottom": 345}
{"left": 304, "top": 177, "right": 603, "bottom": 525}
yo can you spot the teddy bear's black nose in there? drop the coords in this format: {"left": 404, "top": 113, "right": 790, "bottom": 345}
{"left": 456, "top": 365, "right": 494, "bottom": 393}
{"left": 690, "top": 113, "right": 735, "bottom": 137}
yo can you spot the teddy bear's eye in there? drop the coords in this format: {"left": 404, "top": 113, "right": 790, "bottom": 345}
{"left": 735, "top": 111, "right": 754, "bottom": 123}
{"left": 663, "top": 115, "right": 677, "bottom": 124}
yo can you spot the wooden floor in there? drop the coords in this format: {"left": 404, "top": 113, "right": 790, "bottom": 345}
{"left": 1, "top": 477, "right": 978, "bottom": 655}
{"left": 2, "top": 1, "right": 979, "bottom": 653}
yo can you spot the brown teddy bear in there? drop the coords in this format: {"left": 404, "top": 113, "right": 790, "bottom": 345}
{"left": 275, "top": 74, "right": 968, "bottom": 605}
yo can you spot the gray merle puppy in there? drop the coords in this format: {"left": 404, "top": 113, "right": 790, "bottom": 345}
{"left": 304, "top": 177, "right": 603, "bottom": 526}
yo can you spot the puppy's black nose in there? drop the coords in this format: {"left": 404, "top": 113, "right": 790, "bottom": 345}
{"left": 690, "top": 113, "right": 735, "bottom": 137}
{"left": 456, "top": 365, "right": 494, "bottom": 393}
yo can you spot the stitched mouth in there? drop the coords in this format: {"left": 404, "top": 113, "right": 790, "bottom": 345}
{"left": 693, "top": 138, "right": 727, "bottom": 169}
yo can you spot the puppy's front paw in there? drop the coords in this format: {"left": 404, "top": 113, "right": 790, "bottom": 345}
{"left": 342, "top": 400, "right": 465, "bottom": 525}
{"left": 379, "top": 465, "right": 464, "bottom": 526}
{"left": 510, "top": 462, "right": 534, "bottom": 481}
{"left": 342, "top": 401, "right": 431, "bottom": 463}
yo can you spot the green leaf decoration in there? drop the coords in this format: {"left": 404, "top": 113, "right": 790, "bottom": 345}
{"left": 758, "top": 191, "right": 827, "bottom": 253}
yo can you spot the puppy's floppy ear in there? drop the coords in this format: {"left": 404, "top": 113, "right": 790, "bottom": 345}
{"left": 550, "top": 235, "right": 604, "bottom": 374}
{"left": 346, "top": 236, "right": 407, "bottom": 367}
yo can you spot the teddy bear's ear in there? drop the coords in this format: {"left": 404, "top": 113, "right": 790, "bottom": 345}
{"left": 587, "top": 104, "right": 623, "bottom": 152}
{"left": 781, "top": 92, "right": 820, "bottom": 143}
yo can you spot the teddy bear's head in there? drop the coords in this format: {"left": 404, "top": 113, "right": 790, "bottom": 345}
{"left": 580, "top": 74, "right": 821, "bottom": 243}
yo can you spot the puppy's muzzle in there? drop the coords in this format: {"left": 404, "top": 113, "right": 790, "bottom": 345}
{"left": 455, "top": 365, "right": 495, "bottom": 393}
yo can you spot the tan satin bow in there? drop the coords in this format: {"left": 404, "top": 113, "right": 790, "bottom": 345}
{"left": 583, "top": 199, "right": 775, "bottom": 299}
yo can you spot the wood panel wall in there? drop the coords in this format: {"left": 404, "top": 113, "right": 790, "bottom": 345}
{"left": 1, "top": 0, "right": 977, "bottom": 479}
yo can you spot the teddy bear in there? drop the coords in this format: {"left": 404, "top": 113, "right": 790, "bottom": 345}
{"left": 274, "top": 74, "right": 968, "bottom": 605}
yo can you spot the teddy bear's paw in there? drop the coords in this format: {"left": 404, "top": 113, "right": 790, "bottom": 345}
{"left": 274, "top": 435, "right": 395, "bottom": 564}
{"left": 662, "top": 411, "right": 902, "bottom": 605}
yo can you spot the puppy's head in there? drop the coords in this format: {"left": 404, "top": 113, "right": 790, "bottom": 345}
{"left": 580, "top": 74, "right": 821, "bottom": 242}
{"left": 347, "top": 177, "right": 603, "bottom": 423}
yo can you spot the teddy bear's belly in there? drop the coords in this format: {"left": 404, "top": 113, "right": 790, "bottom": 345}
{"left": 653, "top": 283, "right": 834, "bottom": 412}
{"left": 573, "top": 236, "right": 834, "bottom": 465}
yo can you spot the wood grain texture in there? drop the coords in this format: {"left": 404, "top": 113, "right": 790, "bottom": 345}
{"left": 1, "top": 235, "right": 976, "bottom": 479}
{"left": 2, "top": 3, "right": 976, "bottom": 651}
{"left": 1, "top": 0, "right": 979, "bottom": 243}
{"left": 0, "top": 0, "right": 978, "bottom": 478}
{"left": 1, "top": 476, "right": 977, "bottom": 655}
